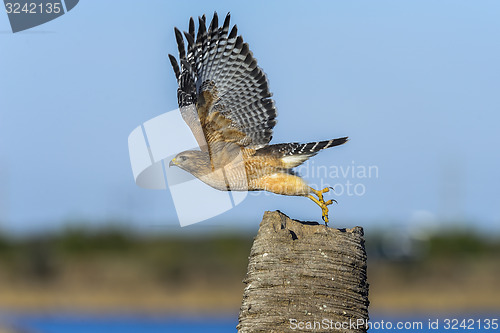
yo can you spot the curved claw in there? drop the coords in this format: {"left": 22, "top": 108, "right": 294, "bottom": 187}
{"left": 307, "top": 186, "right": 338, "bottom": 225}
{"left": 325, "top": 199, "right": 338, "bottom": 205}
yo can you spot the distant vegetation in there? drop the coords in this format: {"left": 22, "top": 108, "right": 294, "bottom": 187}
{"left": 0, "top": 228, "right": 254, "bottom": 285}
{"left": 0, "top": 227, "right": 498, "bottom": 283}
{"left": 0, "top": 229, "right": 500, "bottom": 283}
{"left": 0, "top": 227, "right": 499, "bottom": 312}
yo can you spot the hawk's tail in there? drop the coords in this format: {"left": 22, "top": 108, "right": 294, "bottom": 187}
{"left": 293, "top": 137, "right": 349, "bottom": 155}
{"left": 256, "top": 137, "right": 349, "bottom": 168}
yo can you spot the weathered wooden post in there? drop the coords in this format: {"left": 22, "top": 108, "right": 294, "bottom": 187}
{"left": 237, "top": 211, "right": 369, "bottom": 333}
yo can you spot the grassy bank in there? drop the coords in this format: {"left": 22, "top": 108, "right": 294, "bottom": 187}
{"left": 0, "top": 227, "right": 499, "bottom": 314}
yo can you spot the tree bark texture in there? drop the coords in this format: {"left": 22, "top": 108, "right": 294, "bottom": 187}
{"left": 237, "top": 211, "right": 369, "bottom": 333}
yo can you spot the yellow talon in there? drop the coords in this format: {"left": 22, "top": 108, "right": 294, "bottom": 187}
{"left": 308, "top": 187, "right": 336, "bottom": 225}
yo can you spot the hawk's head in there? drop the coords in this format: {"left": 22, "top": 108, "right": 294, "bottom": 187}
{"left": 169, "top": 150, "right": 211, "bottom": 176}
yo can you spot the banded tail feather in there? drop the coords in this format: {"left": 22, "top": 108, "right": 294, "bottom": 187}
{"left": 293, "top": 137, "right": 349, "bottom": 155}
{"left": 256, "top": 137, "right": 349, "bottom": 168}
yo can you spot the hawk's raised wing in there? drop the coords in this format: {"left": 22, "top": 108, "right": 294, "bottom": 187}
{"left": 168, "top": 13, "right": 277, "bottom": 159}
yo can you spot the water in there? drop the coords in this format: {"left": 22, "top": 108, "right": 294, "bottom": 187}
{"left": 2, "top": 314, "right": 238, "bottom": 333}
{"left": 2, "top": 313, "right": 498, "bottom": 332}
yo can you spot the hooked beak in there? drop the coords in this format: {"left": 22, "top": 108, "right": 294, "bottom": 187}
{"left": 169, "top": 158, "right": 176, "bottom": 168}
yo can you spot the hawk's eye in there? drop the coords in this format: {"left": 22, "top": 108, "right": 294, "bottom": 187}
{"left": 178, "top": 155, "right": 187, "bottom": 162}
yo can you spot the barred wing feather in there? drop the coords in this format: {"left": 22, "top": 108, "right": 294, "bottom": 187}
{"left": 168, "top": 12, "right": 277, "bottom": 153}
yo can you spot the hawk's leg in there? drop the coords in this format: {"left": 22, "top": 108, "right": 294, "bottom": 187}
{"left": 308, "top": 187, "right": 337, "bottom": 225}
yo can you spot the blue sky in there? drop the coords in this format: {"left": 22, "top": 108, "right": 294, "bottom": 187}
{"left": 1, "top": 1, "right": 499, "bottom": 234}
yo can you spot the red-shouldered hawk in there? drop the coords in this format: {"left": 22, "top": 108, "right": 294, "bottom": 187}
{"left": 168, "top": 13, "right": 348, "bottom": 224}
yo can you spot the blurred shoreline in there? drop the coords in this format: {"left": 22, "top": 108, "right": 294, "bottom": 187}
{"left": 0, "top": 228, "right": 499, "bottom": 315}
